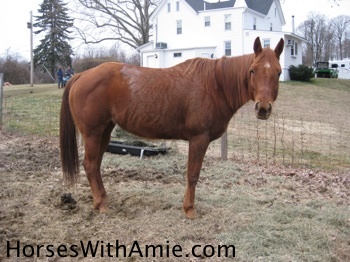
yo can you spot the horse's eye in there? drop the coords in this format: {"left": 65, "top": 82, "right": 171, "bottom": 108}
{"left": 278, "top": 71, "right": 282, "bottom": 77}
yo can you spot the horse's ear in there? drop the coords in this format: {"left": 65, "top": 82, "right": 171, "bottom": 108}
{"left": 254, "top": 37, "right": 262, "bottom": 56}
{"left": 274, "top": 38, "right": 284, "bottom": 59}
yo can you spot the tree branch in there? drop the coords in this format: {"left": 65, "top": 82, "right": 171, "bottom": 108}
{"left": 72, "top": 0, "right": 160, "bottom": 49}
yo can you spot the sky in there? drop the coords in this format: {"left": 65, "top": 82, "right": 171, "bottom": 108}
{"left": 0, "top": 0, "right": 350, "bottom": 61}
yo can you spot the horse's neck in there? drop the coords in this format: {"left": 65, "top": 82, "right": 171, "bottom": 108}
{"left": 219, "top": 54, "right": 253, "bottom": 113}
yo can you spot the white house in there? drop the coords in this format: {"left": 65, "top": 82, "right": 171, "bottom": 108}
{"left": 137, "top": 0, "right": 305, "bottom": 81}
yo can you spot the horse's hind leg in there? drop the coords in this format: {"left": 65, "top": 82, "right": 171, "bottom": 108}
{"left": 83, "top": 123, "right": 114, "bottom": 212}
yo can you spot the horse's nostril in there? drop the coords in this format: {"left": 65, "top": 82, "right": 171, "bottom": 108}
{"left": 255, "top": 102, "right": 272, "bottom": 119}
{"left": 255, "top": 102, "right": 260, "bottom": 112}
{"left": 267, "top": 103, "right": 272, "bottom": 113}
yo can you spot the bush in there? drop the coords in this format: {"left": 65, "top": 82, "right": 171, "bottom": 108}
{"left": 72, "top": 47, "right": 140, "bottom": 73}
{"left": 289, "top": 64, "right": 314, "bottom": 82}
{"left": 0, "top": 52, "right": 53, "bottom": 84}
{"left": 73, "top": 58, "right": 118, "bottom": 73}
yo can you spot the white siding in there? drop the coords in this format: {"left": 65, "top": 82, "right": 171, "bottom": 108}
{"left": 284, "top": 37, "right": 303, "bottom": 81}
{"left": 139, "top": 0, "right": 304, "bottom": 81}
{"left": 265, "top": 1, "right": 282, "bottom": 31}
{"left": 153, "top": 1, "right": 247, "bottom": 57}
{"left": 153, "top": 0, "right": 199, "bottom": 50}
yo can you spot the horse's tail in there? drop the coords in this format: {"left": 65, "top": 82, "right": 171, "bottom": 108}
{"left": 60, "top": 74, "right": 81, "bottom": 186}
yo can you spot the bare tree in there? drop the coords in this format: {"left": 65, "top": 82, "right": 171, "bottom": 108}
{"left": 73, "top": 0, "right": 160, "bottom": 50}
{"left": 297, "top": 13, "right": 331, "bottom": 66}
{"left": 344, "top": 31, "right": 350, "bottom": 58}
{"left": 331, "top": 15, "right": 350, "bottom": 60}
{"left": 323, "top": 22, "right": 336, "bottom": 61}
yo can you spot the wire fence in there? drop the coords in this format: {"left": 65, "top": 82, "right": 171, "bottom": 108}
{"left": 2, "top": 95, "right": 61, "bottom": 136}
{"left": 169, "top": 105, "right": 350, "bottom": 171}
{"left": 227, "top": 106, "right": 350, "bottom": 170}
{"left": 1, "top": 94, "right": 349, "bottom": 171}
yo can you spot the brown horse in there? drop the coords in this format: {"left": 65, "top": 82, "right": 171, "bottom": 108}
{"left": 60, "top": 37, "right": 284, "bottom": 218}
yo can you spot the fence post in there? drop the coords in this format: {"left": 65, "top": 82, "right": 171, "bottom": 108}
{"left": 0, "top": 73, "right": 3, "bottom": 131}
{"left": 221, "top": 130, "right": 228, "bottom": 161}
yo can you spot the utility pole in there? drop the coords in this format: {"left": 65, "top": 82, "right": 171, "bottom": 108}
{"left": 27, "top": 11, "right": 34, "bottom": 87}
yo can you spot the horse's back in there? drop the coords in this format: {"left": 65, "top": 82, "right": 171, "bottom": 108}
{"left": 68, "top": 61, "right": 228, "bottom": 141}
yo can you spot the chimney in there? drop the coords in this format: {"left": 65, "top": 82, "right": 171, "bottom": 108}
{"left": 292, "top": 15, "right": 295, "bottom": 34}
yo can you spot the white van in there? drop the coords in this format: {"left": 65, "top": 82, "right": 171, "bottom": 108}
{"left": 329, "top": 59, "right": 350, "bottom": 79}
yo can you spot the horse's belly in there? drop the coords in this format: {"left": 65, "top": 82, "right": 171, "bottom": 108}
{"left": 114, "top": 109, "right": 187, "bottom": 140}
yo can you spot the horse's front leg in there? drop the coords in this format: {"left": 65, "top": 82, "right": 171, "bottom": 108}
{"left": 183, "top": 134, "right": 210, "bottom": 219}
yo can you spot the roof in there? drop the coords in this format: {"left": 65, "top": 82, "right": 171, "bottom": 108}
{"left": 245, "top": 0, "right": 273, "bottom": 15}
{"left": 283, "top": 32, "right": 307, "bottom": 42}
{"left": 136, "top": 41, "right": 153, "bottom": 51}
{"left": 185, "top": 0, "right": 273, "bottom": 15}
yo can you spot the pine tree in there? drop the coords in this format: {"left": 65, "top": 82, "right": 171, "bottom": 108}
{"left": 33, "top": 0, "right": 74, "bottom": 78}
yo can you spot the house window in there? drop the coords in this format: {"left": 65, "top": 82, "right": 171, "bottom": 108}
{"left": 263, "top": 39, "right": 270, "bottom": 48}
{"left": 225, "top": 41, "right": 231, "bottom": 56}
{"left": 270, "top": 23, "right": 273, "bottom": 31}
{"left": 253, "top": 17, "right": 256, "bottom": 30}
{"left": 275, "top": 8, "right": 277, "bottom": 18}
{"left": 224, "top": 14, "right": 231, "bottom": 30}
{"left": 167, "top": 3, "right": 170, "bottom": 12}
{"left": 176, "top": 20, "right": 182, "bottom": 34}
{"left": 174, "top": 52, "right": 182, "bottom": 57}
{"left": 176, "top": 1, "right": 179, "bottom": 11}
{"left": 291, "top": 41, "right": 298, "bottom": 56}
{"left": 204, "top": 16, "right": 210, "bottom": 27}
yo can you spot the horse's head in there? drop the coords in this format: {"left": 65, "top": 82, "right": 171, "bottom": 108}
{"left": 249, "top": 37, "right": 284, "bottom": 120}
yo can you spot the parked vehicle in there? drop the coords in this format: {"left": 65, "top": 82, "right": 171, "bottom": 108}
{"left": 315, "top": 62, "right": 338, "bottom": 78}
{"left": 329, "top": 59, "right": 350, "bottom": 79}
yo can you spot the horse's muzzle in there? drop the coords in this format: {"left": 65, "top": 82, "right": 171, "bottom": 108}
{"left": 255, "top": 102, "right": 272, "bottom": 120}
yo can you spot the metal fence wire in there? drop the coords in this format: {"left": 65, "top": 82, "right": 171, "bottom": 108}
{"left": 225, "top": 107, "right": 350, "bottom": 170}
{"left": 1, "top": 95, "right": 349, "bottom": 171}
{"left": 2, "top": 96, "right": 61, "bottom": 136}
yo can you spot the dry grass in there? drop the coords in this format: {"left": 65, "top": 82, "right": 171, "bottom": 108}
{"left": 0, "top": 134, "right": 350, "bottom": 261}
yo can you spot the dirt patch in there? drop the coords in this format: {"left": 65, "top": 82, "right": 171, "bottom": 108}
{"left": 0, "top": 133, "right": 349, "bottom": 261}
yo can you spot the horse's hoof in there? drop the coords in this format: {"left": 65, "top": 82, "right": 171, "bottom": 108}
{"left": 92, "top": 201, "right": 108, "bottom": 212}
{"left": 99, "top": 206, "right": 108, "bottom": 213}
{"left": 185, "top": 208, "right": 197, "bottom": 219}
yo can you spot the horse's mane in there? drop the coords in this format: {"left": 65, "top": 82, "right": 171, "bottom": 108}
{"left": 181, "top": 58, "right": 218, "bottom": 90}
{"left": 220, "top": 54, "right": 255, "bottom": 111}
{"left": 175, "top": 54, "right": 255, "bottom": 112}
{"left": 175, "top": 48, "right": 280, "bottom": 112}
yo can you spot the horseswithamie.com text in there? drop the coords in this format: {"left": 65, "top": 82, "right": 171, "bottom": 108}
{"left": 7, "top": 240, "right": 235, "bottom": 258}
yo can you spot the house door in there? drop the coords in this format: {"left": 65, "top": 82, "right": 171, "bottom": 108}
{"left": 146, "top": 55, "right": 157, "bottom": 68}
{"left": 201, "top": 53, "right": 211, "bottom": 58}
